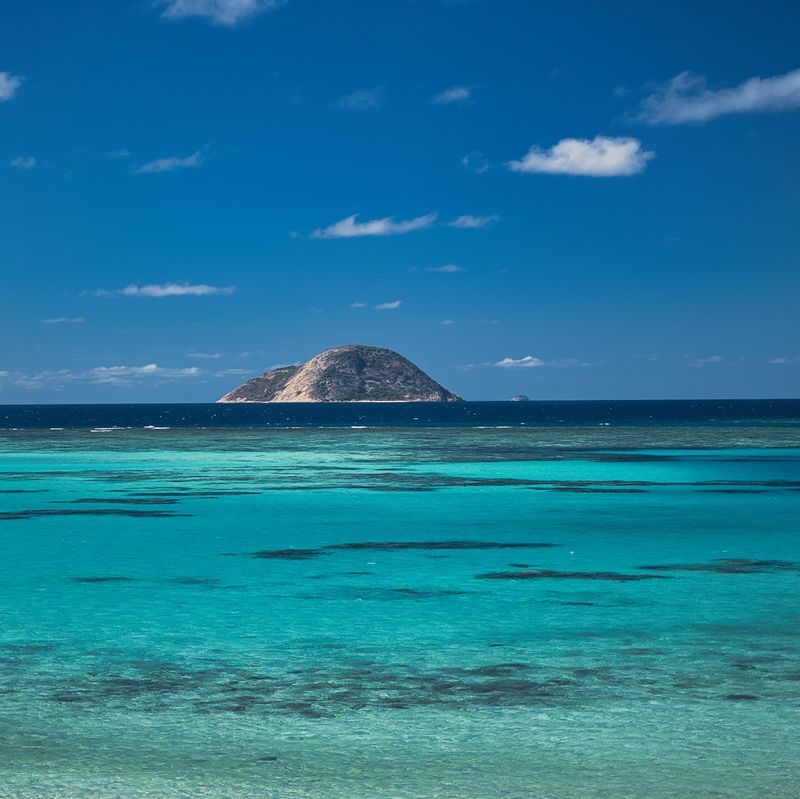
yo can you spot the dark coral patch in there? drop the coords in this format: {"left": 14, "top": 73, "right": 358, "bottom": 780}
{"left": 0, "top": 508, "right": 187, "bottom": 521}
{"left": 638, "top": 558, "right": 800, "bottom": 575}
{"left": 252, "top": 548, "right": 328, "bottom": 560}
{"left": 478, "top": 569, "right": 670, "bottom": 582}
{"left": 63, "top": 497, "right": 180, "bottom": 505}
{"left": 329, "top": 540, "right": 556, "bottom": 551}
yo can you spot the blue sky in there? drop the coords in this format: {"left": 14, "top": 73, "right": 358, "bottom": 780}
{"left": 1, "top": 0, "right": 798, "bottom": 402}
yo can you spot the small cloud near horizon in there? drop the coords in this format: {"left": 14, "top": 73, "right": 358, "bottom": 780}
{"left": 135, "top": 151, "right": 203, "bottom": 174}
{"left": 426, "top": 264, "right": 463, "bottom": 273}
{"left": 767, "top": 356, "right": 800, "bottom": 365}
{"left": 508, "top": 135, "right": 653, "bottom": 177}
{"left": 638, "top": 68, "right": 800, "bottom": 124}
{"left": 10, "top": 156, "right": 36, "bottom": 170}
{"left": 374, "top": 300, "right": 402, "bottom": 310}
{"left": 337, "top": 86, "right": 383, "bottom": 111}
{"left": 0, "top": 71, "right": 22, "bottom": 102}
{"left": 495, "top": 355, "right": 546, "bottom": 368}
{"left": 41, "top": 316, "right": 86, "bottom": 324}
{"left": 89, "top": 363, "right": 200, "bottom": 384}
{"left": 447, "top": 214, "right": 499, "bottom": 229}
{"left": 432, "top": 85, "right": 471, "bottom": 105}
{"left": 186, "top": 351, "right": 223, "bottom": 359}
{"left": 159, "top": 0, "right": 285, "bottom": 27}
{"left": 310, "top": 212, "right": 437, "bottom": 239}
{"left": 350, "top": 301, "right": 368, "bottom": 308}
{"left": 93, "top": 282, "right": 236, "bottom": 298}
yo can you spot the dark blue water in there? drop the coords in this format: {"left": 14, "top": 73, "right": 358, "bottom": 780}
{"left": 1, "top": 399, "right": 799, "bottom": 429}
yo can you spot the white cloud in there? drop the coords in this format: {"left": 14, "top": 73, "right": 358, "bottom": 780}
{"left": 688, "top": 355, "right": 725, "bottom": 367}
{"left": 89, "top": 363, "right": 200, "bottom": 384}
{"left": 337, "top": 86, "right": 383, "bottom": 111}
{"left": 350, "top": 301, "right": 368, "bottom": 308}
{"left": 9, "top": 156, "right": 36, "bottom": 170}
{"left": 432, "top": 85, "right": 471, "bottom": 105}
{"left": 41, "top": 316, "right": 86, "bottom": 324}
{"left": 2, "top": 363, "right": 203, "bottom": 390}
{"left": 108, "top": 148, "right": 131, "bottom": 159}
{"left": 94, "top": 282, "right": 235, "bottom": 298}
{"left": 135, "top": 151, "right": 202, "bottom": 174}
{"left": 160, "top": 0, "right": 284, "bottom": 26}
{"left": 495, "top": 355, "right": 546, "bottom": 368}
{"left": 186, "top": 351, "right": 222, "bottom": 359}
{"left": 213, "top": 367, "right": 253, "bottom": 376}
{"left": 426, "top": 264, "right": 462, "bottom": 273}
{"left": 508, "top": 135, "right": 654, "bottom": 177}
{"left": 639, "top": 68, "right": 800, "bottom": 124}
{"left": 310, "top": 212, "right": 437, "bottom": 239}
{"left": 447, "top": 214, "right": 499, "bottom": 229}
{"left": 768, "top": 356, "right": 800, "bottom": 365}
{"left": 462, "top": 151, "right": 489, "bottom": 174}
{"left": 374, "top": 300, "right": 402, "bottom": 310}
{"left": 441, "top": 319, "right": 454, "bottom": 325}
{"left": 0, "top": 71, "right": 22, "bottom": 102}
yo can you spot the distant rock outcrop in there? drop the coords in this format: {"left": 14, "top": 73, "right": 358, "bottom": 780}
{"left": 217, "top": 344, "right": 462, "bottom": 403}
{"left": 511, "top": 394, "right": 530, "bottom": 402}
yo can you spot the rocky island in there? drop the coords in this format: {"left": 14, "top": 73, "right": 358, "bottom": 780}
{"left": 217, "top": 344, "right": 463, "bottom": 403}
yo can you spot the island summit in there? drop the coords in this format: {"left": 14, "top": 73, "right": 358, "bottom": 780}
{"left": 217, "top": 344, "right": 463, "bottom": 403}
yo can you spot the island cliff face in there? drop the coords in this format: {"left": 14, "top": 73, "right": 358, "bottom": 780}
{"left": 217, "top": 344, "right": 463, "bottom": 403}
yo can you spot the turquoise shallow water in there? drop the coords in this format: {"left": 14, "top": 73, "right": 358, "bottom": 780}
{"left": 1, "top": 424, "right": 799, "bottom": 798}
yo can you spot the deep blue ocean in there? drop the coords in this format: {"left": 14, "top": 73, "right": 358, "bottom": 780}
{"left": 1, "top": 401, "right": 798, "bottom": 798}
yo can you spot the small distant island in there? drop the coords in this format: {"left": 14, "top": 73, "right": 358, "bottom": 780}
{"left": 217, "top": 344, "right": 463, "bottom": 403}
{"left": 511, "top": 394, "right": 530, "bottom": 402}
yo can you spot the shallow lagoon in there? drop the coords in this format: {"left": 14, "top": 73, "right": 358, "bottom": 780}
{"left": 1, "top": 413, "right": 799, "bottom": 798}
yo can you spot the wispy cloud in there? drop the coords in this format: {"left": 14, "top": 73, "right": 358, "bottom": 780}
{"left": 432, "top": 85, "right": 471, "bottom": 105}
{"left": 337, "top": 86, "right": 383, "bottom": 111}
{"left": 768, "top": 356, "right": 800, "bottom": 365}
{"left": 441, "top": 319, "right": 454, "bottom": 325}
{"left": 89, "top": 363, "right": 200, "bottom": 384}
{"left": 638, "top": 68, "right": 800, "bottom": 124}
{"left": 159, "top": 0, "right": 285, "bottom": 26}
{"left": 426, "top": 264, "right": 462, "bottom": 273}
{"left": 108, "top": 148, "right": 131, "bottom": 159}
{"left": 767, "top": 355, "right": 800, "bottom": 366}
{"left": 462, "top": 151, "right": 489, "bottom": 174}
{"left": 9, "top": 156, "right": 35, "bottom": 170}
{"left": 688, "top": 355, "right": 725, "bottom": 367}
{"left": 374, "top": 300, "right": 402, "bottom": 310}
{"left": 186, "top": 351, "right": 222, "bottom": 359}
{"left": 447, "top": 214, "right": 499, "bottom": 229}
{"left": 508, "top": 136, "right": 653, "bottom": 177}
{"left": 0, "top": 71, "right": 22, "bottom": 102}
{"left": 1, "top": 363, "right": 203, "bottom": 390}
{"left": 213, "top": 367, "right": 254, "bottom": 377}
{"left": 93, "top": 282, "right": 235, "bottom": 298}
{"left": 41, "top": 316, "right": 86, "bottom": 324}
{"left": 310, "top": 212, "right": 437, "bottom": 239}
{"left": 495, "top": 355, "right": 546, "bottom": 368}
{"left": 350, "top": 301, "right": 368, "bottom": 309}
{"left": 135, "top": 151, "right": 203, "bottom": 174}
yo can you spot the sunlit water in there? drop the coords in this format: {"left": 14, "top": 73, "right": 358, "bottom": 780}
{"left": 1, "top": 405, "right": 799, "bottom": 798}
